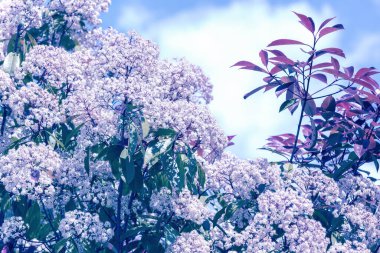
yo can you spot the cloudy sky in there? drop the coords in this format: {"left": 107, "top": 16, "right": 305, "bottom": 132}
{"left": 101, "top": 0, "right": 380, "bottom": 177}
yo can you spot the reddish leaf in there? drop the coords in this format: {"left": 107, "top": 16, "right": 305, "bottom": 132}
{"left": 263, "top": 76, "right": 274, "bottom": 82}
{"left": 362, "top": 76, "right": 380, "bottom": 89}
{"left": 354, "top": 144, "right": 365, "bottom": 158}
{"left": 318, "top": 24, "right": 344, "bottom": 38}
{"left": 331, "top": 57, "right": 340, "bottom": 71}
{"left": 293, "top": 12, "right": 315, "bottom": 33}
{"left": 318, "top": 17, "right": 336, "bottom": 31}
{"left": 288, "top": 100, "right": 300, "bottom": 115}
{"left": 270, "top": 65, "right": 283, "bottom": 75}
{"left": 268, "top": 39, "right": 306, "bottom": 47}
{"left": 312, "top": 62, "right": 333, "bottom": 69}
{"left": 355, "top": 67, "right": 376, "bottom": 79}
{"left": 364, "top": 70, "right": 380, "bottom": 77}
{"left": 319, "top": 68, "right": 347, "bottom": 79}
{"left": 232, "top": 61, "right": 267, "bottom": 73}
{"left": 267, "top": 49, "right": 286, "bottom": 57}
{"left": 356, "top": 89, "right": 380, "bottom": 103}
{"left": 354, "top": 78, "right": 376, "bottom": 91}
{"left": 270, "top": 56, "right": 295, "bottom": 65}
{"left": 311, "top": 73, "right": 327, "bottom": 83}
{"left": 259, "top": 50, "right": 268, "bottom": 67}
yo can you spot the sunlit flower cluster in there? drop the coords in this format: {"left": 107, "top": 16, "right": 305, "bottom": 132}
{"left": 59, "top": 210, "right": 114, "bottom": 243}
{"left": 0, "top": 143, "right": 61, "bottom": 199}
{"left": 168, "top": 231, "right": 211, "bottom": 253}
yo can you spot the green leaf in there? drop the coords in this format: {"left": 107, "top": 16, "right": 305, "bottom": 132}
{"left": 213, "top": 207, "right": 226, "bottom": 226}
{"left": 26, "top": 32, "right": 37, "bottom": 47}
{"left": 197, "top": 165, "right": 206, "bottom": 188}
{"left": 373, "top": 156, "right": 379, "bottom": 172}
{"left": 85, "top": 148, "right": 90, "bottom": 174}
{"left": 25, "top": 202, "right": 41, "bottom": 238}
{"left": 37, "top": 223, "right": 52, "bottom": 240}
{"left": 54, "top": 238, "right": 69, "bottom": 253}
{"left": 122, "top": 158, "right": 135, "bottom": 184}
{"left": 176, "top": 155, "right": 186, "bottom": 190}
{"left": 107, "top": 145, "right": 124, "bottom": 161}
{"left": 110, "top": 159, "right": 121, "bottom": 180}
{"left": 130, "top": 165, "right": 143, "bottom": 193}
{"left": 65, "top": 197, "right": 77, "bottom": 211}
{"left": 7, "top": 34, "right": 17, "bottom": 53}
{"left": 63, "top": 123, "right": 84, "bottom": 147}
{"left": 155, "top": 128, "right": 177, "bottom": 138}
{"left": 279, "top": 99, "right": 297, "bottom": 112}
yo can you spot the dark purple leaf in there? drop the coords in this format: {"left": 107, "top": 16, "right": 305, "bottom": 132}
{"left": 276, "top": 81, "right": 294, "bottom": 97}
{"left": 293, "top": 12, "right": 315, "bottom": 33}
{"left": 304, "top": 119, "right": 317, "bottom": 150}
{"left": 227, "top": 135, "right": 236, "bottom": 141}
{"left": 243, "top": 85, "right": 266, "bottom": 99}
{"left": 303, "top": 98, "right": 317, "bottom": 116}
{"left": 321, "top": 96, "right": 336, "bottom": 112}
{"left": 344, "top": 66, "right": 354, "bottom": 78}
{"left": 314, "top": 48, "right": 346, "bottom": 59}
{"left": 259, "top": 50, "right": 268, "bottom": 67}
{"left": 268, "top": 39, "right": 306, "bottom": 47}
{"left": 311, "top": 73, "right": 328, "bottom": 83}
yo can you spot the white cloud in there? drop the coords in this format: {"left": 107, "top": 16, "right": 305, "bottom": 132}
{"left": 348, "top": 34, "right": 380, "bottom": 67}
{"left": 117, "top": 4, "right": 153, "bottom": 29}
{"left": 118, "top": 0, "right": 340, "bottom": 160}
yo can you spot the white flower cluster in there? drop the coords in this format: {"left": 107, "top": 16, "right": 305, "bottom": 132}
{"left": 49, "top": 0, "right": 111, "bottom": 28}
{"left": 0, "top": 0, "right": 45, "bottom": 40}
{"left": 7, "top": 82, "right": 65, "bottom": 131}
{"left": 257, "top": 189, "right": 314, "bottom": 227}
{"left": 16, "top": 45, "right": 83, "bottom": 89}
{"left": 206, "top": 153, "right": 280, "bottom": 200}
{"left": 0, "top": 143, "right": 61, "bottom": 199}
{"left": 168, "top": 231, "right": 211, "bottom": 253}
{"left": 285, "top": 169, "right": 341, "bottom": 206}
{"left": 150, "top": 188, "right": 213, "bottom": 225}
{"left": 144, "top": 101, "right": 227, "bottom": 161}
{"left": 0, "top": 217, "right": 27, "bottom": 244}
{"left": 156, "top": 58, "right": 213, "bottom": 104}
{"left": 0, "top": 69, "right": 15, "bottom": 103}
{"left": 285, "top": 217, "right": 329, "bottom": 253}
{"left": 328, "top": 240, "right": 371, "bottom": 253}
{"left": 59, "top": 210, "right": 113, "bottom": 243}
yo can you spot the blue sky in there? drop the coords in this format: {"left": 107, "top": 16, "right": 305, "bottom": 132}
{"left": 101, "top": 0, "right": 380, "bottom": 177}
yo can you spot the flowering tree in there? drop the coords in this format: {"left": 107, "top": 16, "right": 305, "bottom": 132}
{"left": 0, "top": 1, "right": 379, "bottom": 253}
